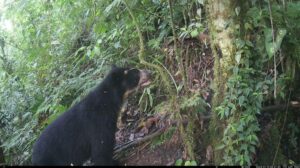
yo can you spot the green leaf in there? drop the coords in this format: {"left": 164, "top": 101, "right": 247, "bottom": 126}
{"left": 233, "top": 66, "right": 239, "bottom": 75}
{"left": 224, "top": 107, "right": 229, "bottom": 117}
{"left": 190, "top": 161, "right": 197, "bottom": 166}
{"left": 74, "top": 46, "right": 86, "bottom": 56}
{"left": 147, "top": 88, "right": 153, "bottom": 107}
{"left": 235, "top": 6, "right": 241, "bottom": 16}
{"left": 245, "top": 40, "right": 254, "bottom": 47}
{"left": 190, "top": 29, "right": 199, "bottom": 38}
{"left": 93, "top": 46, "right": 100, "bottom": 56}
{"left": 175, "top": 159, "right": 183, "bottom": 166}
{"left": 42, "top": 105, "right": 66, "bottom": 126}
{"left": 216, "top": 144, "right": 225, "bottom": 150}
{"left": 237, "top": 124, "right": 244, "bottom": 132}
{"left": 241, "top": 144, "right": 247, "bottom": 151}
{"left": 289, "top": 159, "right": 295, "bottom": 165}
{"left": 238, "top": 96, "right": 245, "bottom": 106}
{"left": 235, "top": 50, "right": 242, "bottom": 64}
{"left": 197, "top": 0, "right": 204, "bottom": 5}
{"left": 114, "top": 41, "right": 121, "bottom": 49}
{"left": 218, "top": 107, "right": 225, "bottom": 119}
{"left": 244, "top": 155, "right": 251, "bottom": 165}
{"left": 249, "top": 146, "right": 255, "bottom": 154}
{"left": 104, "top": 0, "right": 121, "bottom": 14}
{"left": 264, "top": 28, "right": 287, "bottom": 59}
{"left": 196, "top": 8, "right": 202, "bottom": 17}
{"left": 86, "top": 49, "right": 92, "bottom": 57}
{"left": 236, "top": 39, "right": 245, "bottom": 49}
{"left": 184, "top": 161, "right": 191, "bottom": 166}
{"left": 244, "top": 22, "right": 252, "bottom": 30}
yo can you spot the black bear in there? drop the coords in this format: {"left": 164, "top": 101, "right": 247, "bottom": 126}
{"left": 32, "top": 66, "right": 151, "bottom": 166}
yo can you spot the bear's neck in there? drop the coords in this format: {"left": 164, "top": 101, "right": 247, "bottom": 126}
{"left": 93, "top": 82, "right": 125, "bottom": 109}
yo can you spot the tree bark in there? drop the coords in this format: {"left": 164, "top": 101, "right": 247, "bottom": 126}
{"left": 206, "top": 0, "right": 238, "bottom": 164}
{"left": 0, "top": 140, "right": 5, "bottom": 165}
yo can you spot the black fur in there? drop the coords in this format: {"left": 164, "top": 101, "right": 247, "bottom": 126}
{"left": 32, "top": 66, "right": 146, "bottom": 166}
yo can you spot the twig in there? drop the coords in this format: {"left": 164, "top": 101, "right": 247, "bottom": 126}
{"left": 113, "top": 127, "right": 166, "bottom": 158}
{"left": 267, "top": 0, "right": 277, "bottom": 99}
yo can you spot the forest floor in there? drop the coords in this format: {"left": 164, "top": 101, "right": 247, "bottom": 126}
{"left": 111, "top": 38, "right": 300, "bottom": 165}
{"left": 114, "top": 101, "right": 211, "bottom": 166}
{"left": 115, "top": 101, "right": 185, "bottom": 166}
{"left": 112, "top": 34, "right": 300, "bottom": 165}
{"left": 113, "top": 99, "right": 191, "bottom": 166}
{"left": 113, "top": 37, "right": 214, "bottom": 166}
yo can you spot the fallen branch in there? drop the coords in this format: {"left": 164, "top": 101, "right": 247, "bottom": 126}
{"left": 261, "top": 101, "right": 300, "bottom": 113}
{"left": 114, "top": 127, "right": 165, "bottom": 154}
{"left": 113, "top": 127, "right": 166, "bottom": 160}
{"left": 113, "top": 118, "right": 184, "bottom": 159}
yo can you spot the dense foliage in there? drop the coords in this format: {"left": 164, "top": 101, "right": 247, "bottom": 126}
{"left": 209, "top": 0, "right": 300, "bottom": 165}
{"left": 0, "top": 0, "right": 299, "bottom": 166}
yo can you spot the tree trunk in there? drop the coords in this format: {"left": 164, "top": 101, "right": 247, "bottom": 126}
{"left": 0, "top": 140, "right": 4, "bottom": 165}
{"left": 206, "top": 0, "right": 238, "bottom": 164}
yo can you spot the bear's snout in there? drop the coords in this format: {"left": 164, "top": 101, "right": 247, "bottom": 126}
{"left": 139, "top": 70, "right": 151, "bottom": 87}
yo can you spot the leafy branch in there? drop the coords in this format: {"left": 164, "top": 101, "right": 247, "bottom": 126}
{"left": 122, "top": 0, "right": 175, "bottom": 96}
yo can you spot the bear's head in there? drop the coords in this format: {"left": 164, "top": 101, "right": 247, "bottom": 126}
{"left": 108, "top": 65, "right": 151, "bottom": 98}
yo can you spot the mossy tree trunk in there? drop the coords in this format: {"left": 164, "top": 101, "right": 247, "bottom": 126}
{"left": 206, "top": 1, "right": 292, "bottom": 165}
{"left": 0, "top": 140, "right": 4, "bottom": 165}
{"left": 206, "top": 0, "right": 239, "bottom": 164}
